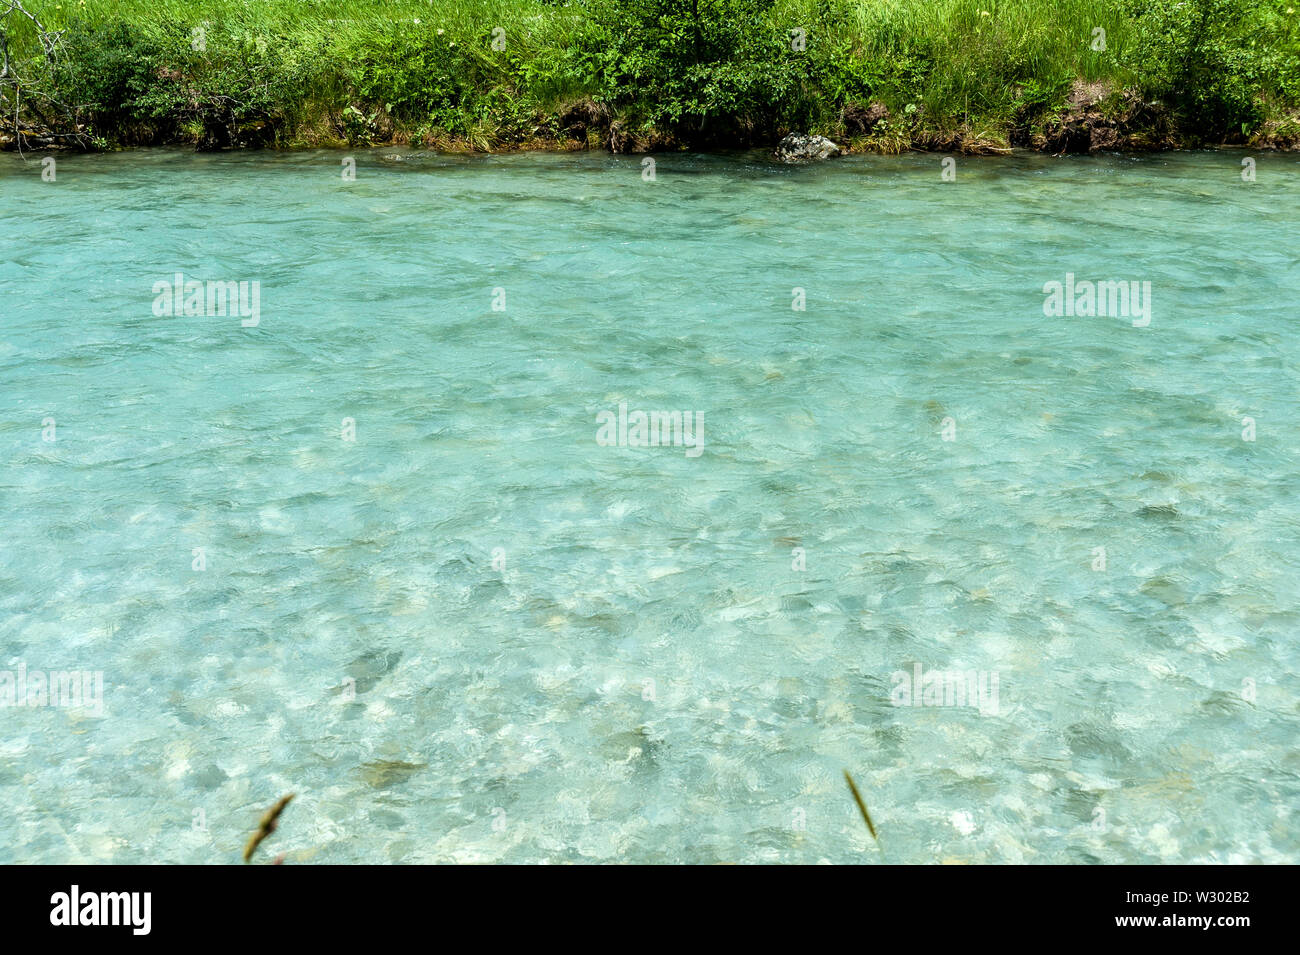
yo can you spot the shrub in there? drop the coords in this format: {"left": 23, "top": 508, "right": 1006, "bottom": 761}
{"left": 54, "top": 19, "right": 180, "bottom": 134}
{"left": 1120, "top": 0, "right": 1266, "bottom": 136}
{"left": 582, "top": 0, "right": 820, "bottom": 143}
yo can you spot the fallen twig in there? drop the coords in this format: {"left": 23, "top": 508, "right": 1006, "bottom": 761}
{"left": 843, "top": 770, "right": 878, "bottom": 840}
{"left": 243, "top": 794, "right": 295, "bottom": 864}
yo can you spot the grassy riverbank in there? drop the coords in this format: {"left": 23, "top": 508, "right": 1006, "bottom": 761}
{"left": 2, "top": 0, "right": 1298, "bottom": 152}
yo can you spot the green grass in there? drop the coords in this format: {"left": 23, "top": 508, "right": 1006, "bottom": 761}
{"left": 2, "top": 0, "right": 1297, "bottom": 150}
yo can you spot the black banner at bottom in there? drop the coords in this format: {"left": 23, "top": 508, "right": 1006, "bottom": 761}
{"left": 1, "top": 865, "right": 1278, "bottom": 942}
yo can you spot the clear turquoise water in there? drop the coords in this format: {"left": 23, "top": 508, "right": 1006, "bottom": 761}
{"left": 1, "top": 148, "right": 1297, "bottom": 864}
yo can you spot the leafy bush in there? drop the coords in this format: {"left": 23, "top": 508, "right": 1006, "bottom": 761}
{"left": 1120, "top": 0, "right": 1265, "bottom": 135}
{"left": 582, "top": 0, "right": 821, "bottom": 143}
{"left": 54, "top": 19, "right": 180, "bottom": 131}
{"left": 344, "top": 26, "right": 469, "bottom": 127}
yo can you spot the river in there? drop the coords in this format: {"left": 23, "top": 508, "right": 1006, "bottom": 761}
{"left": 1, "top": 147, "right": 1296, "bottom": 862}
